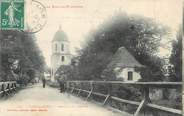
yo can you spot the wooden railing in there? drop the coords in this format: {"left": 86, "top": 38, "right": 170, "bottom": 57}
{"left": 66, "top": 81, "right": 182, "bottom": 116}
{"left": 0, "top": 81, "right": 17, "bottom": 97}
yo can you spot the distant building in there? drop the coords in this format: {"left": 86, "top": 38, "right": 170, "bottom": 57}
{"left": 162, "top": 57, "right": 174, "bottom": 77}
{"left": 107, "top": 47, "right": 144, "bottom": 82}
{"left": 50, "top": 26, "right": 71, "bottom": 82}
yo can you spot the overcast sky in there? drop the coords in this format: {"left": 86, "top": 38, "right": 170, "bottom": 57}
{"left": 31, "top": 0, "right": 182, "bottom": 66}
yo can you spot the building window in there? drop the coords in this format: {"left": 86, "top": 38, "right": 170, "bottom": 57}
{"left": 61, "top": 56, "right": 65, "bottom": 62}
{"left": 128, "top": 71, "right": 133, "bottom": 80}
{"left": 55, "top": 44, "right": 57, "bottom": 51}
{"left": 61, "top": 44, "right": 64, "bottom": 51}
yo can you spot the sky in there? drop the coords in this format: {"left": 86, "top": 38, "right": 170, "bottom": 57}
{"left": 28, "top": 0, "right": 182, "bottom": 66}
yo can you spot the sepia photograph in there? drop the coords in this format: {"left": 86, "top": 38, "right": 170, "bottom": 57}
{"left": 0, "top": 0, "right": 182, "bottom": 116}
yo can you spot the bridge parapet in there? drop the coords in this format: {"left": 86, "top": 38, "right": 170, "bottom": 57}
{"left": 66, "top": 81, "right": 182, "bottom": 116}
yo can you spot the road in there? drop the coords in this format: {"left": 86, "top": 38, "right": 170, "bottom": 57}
{"left": 0, "top": 84, "right": 130, "bottom": 116}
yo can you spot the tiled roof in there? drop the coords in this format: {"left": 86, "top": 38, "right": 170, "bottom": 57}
{"left": 108, "top": 47, "right": 144, "bottom": 68}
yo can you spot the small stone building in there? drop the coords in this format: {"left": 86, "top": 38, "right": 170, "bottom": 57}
{"left": 107, "top": 47, "right": 144, "bottom": 82}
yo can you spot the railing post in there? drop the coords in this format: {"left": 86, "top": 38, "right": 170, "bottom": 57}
{"left": 143, "top": 86, "right": 149, "bottom": 102}
{"left": 86, "top": 81, "right": 93, "bottom": 100}
{"left": 11, "top": 82, "right": 15, "bottom": 92}
{"left": 134, "top": 85, "right": 149, "bottom": 116}
{"left": 77, "top": 82, "right": 81, "bottom": 96}
{"left": 103, "top": 82, "right": 111, "bottom": 105}
{"left": 10, "top": 83, "right": 13, "bottom": 93}
{"left": 14, "top": 83, "right": 17, "bottom": 91}
{"left": 1, "top": 84, "right": 5, "bottom": 97}
{"left": 6, "top": 83, "right": 10, "bottom": 96}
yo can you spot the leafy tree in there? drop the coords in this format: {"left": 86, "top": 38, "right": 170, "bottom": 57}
{"left": 55, "top": 57, "right": 81, "bottom": 81}
{"left": 0, "top": 30, "right": 45, "bottom": 83}
{"left": 169, "top": 28, "right": 182, "bottom": 81}
{"left": 76, "top": 12, "right": 168, "bottom": 81}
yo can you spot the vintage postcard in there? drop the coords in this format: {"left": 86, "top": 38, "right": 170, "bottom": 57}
{"left": 0, "top": 0, "right": 182, "bottom": 116}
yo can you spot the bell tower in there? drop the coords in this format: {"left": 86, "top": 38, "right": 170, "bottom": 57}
{"left": 50, "top": 26, "right": 71, "bottom": 82}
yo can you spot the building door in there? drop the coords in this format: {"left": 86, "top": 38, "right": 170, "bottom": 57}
{"left": 128, "top": 71, "right": 133, "bottom": 80}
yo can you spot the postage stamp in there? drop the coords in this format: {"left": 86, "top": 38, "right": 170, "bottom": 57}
{"left": 0, "top": 0, "right": 24, "bottom": 30}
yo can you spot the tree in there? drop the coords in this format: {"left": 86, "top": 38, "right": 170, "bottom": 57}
{"left": 55, "top": 65, "right": 75, "bottom": 81}
{"left": 0, "top": 30, "right": 45, "bottom": 83}
{"left": 76, "top": 12, "right": 169, "bottom": 81}
{"left": 169, "top": 28, "right": 182, "bottom": 81}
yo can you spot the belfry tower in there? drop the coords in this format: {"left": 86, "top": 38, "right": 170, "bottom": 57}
{"left": 50, "top": 26, "right": 71, "bottom": 82}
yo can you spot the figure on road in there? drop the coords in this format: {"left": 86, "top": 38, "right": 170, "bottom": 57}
{"left": 58, "top": 71, "right": 67, "bottom": 92}
{"left": 42, "top": 75, "right": 46, "bottom": 88}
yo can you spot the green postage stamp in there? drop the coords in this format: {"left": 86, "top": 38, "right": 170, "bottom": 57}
{"left": 0, "top": 0, "right": 24, "bottom": 30}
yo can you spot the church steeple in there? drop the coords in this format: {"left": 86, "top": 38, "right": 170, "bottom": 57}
{"left": 51, "top": 26, "right": 71, "bottom": 82}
